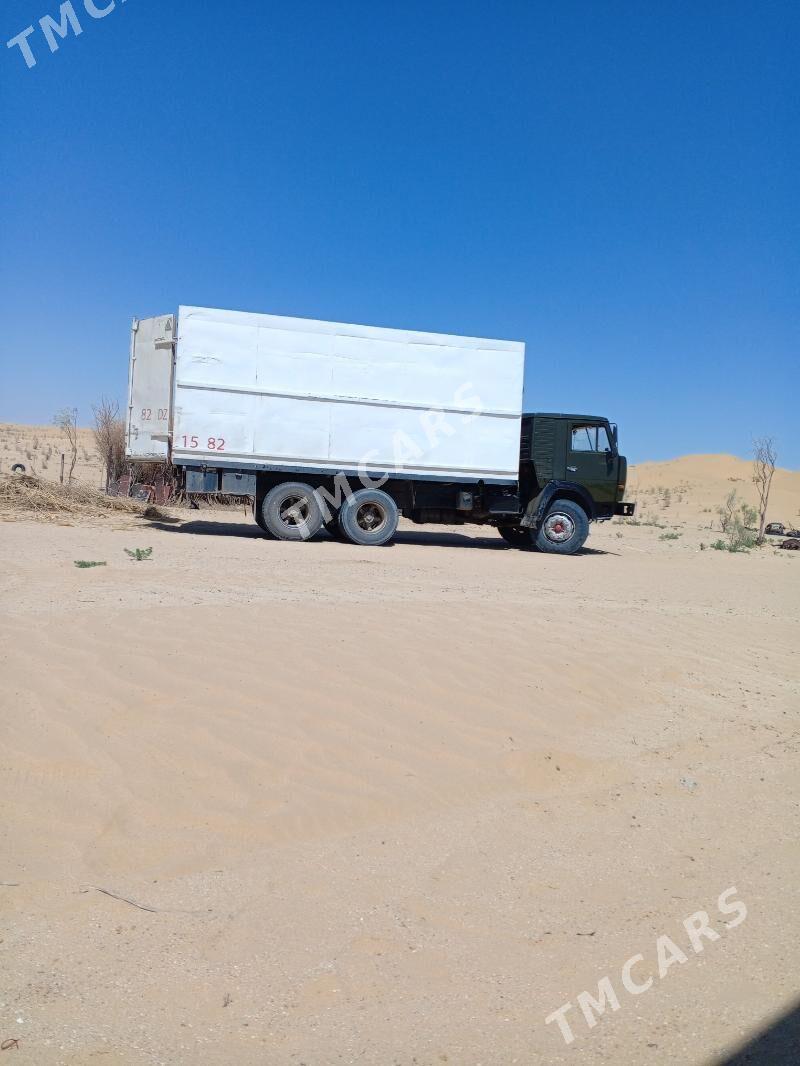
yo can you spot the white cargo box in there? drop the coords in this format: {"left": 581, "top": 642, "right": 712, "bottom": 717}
{"left": 130, "top": 306, "right": 525, "bottom": 483}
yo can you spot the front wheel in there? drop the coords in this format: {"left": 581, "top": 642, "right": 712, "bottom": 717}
{"left": 534, "top": 499, "right": 589, "bottom": 555}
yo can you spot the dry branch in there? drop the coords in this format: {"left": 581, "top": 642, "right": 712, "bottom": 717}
{"left": 753, "top": 437, "right": 778, "bottom": 545}
{"left": 53, "top": 407, "right": 78, "bottom": 483}
{"left": 81, "top": 885, "right": 205, "bottom": 915}
{"left": 92, "top": 396, "right": 126, "bottom": 491}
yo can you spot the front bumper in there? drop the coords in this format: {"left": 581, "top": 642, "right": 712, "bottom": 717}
{"left": 614, "top": 501, "right": 636, "bottom": 516}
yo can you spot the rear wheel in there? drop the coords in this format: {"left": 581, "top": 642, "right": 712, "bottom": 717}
{"left": 534, "top": 499, "right": 589, "bottom": 555}
{"left": 497, "top": 525, "right": 530, "bottom": 548}
{"left": 338, "top": 489, "right": 399, "bottom": 546}
{"left": 261, "top": 482, "right": 323, "bottom": 541}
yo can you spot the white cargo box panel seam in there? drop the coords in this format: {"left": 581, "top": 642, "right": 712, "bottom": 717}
{"left": 171, "top": 306, "right": 525, "bottom": 482}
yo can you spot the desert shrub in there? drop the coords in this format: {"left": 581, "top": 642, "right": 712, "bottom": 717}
{"left": 718, "top": 490, "right": 737, "bottom": 532}
{"left": 125, "top": 547, "right": 153, "bottom": 561}
{"left": 718, "top": 490, "right": 758, "bottom": 536}
{"left": 92, "top": 397, "right": 127, "bottom": 490}
{"left": 659, "top": 531, "right": 681, "bottom": 541}
{"left": 735, "top": 528, "right": 758, "bottom": 550}
{"left": 740, "top": 501, "right": 757, "bottom": 528}
{"left": 53, "top": 407, "right": 79, "bottom": 483}
{"left": 711, "top": 523, "right": 757, "bottom": 552}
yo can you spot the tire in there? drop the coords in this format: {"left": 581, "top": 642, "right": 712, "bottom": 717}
{"left": 254, "top": 502, "right": 272, "bottom": 537}
{"left": 534, "top": 499, "right": 589, "bottom": 555}
{"left": 338, "top": 488, "right": 399, "bottom": 546}
{"left": 260, "top": 482, "right": 323, "bottom": 541}
{"left": 497, "top": 525, "right": 530, "bottom": 548}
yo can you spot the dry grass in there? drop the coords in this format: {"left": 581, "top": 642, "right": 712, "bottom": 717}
{"left": 0, "top": 474, "right": 170, "bottom": 523}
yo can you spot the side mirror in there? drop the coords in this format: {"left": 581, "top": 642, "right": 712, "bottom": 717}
{"left": 610, "top": 423, "right": 618, "bottom": 446}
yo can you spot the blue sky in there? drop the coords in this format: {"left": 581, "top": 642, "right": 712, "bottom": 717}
{"left": 1, "top": 1, "right": 797, "bottom": 465}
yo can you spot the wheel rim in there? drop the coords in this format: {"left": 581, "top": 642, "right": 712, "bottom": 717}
{"left": 279, "top": 494, "right": 310, "bottom": 527}
{"left": 355, "top": 502, "right": 387, "bottom": 534}
{"left": 543, "top": 511, "right": 575, "bottom": 543}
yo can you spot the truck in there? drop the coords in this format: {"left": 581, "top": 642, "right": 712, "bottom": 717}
{"left": 126, "top": 305, "right": 635, "bottom": 552}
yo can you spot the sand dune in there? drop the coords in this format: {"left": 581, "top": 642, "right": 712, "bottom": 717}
{"left": 0, "top": 449, "right": 798, "bottom": 1064}
{"left": 629, "top": 453, "right": 800, "bottom": 529}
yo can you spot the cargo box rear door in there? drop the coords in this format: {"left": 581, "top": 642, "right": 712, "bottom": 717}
{"left": 126, "top": 314, "right": 175, "bottom": 459}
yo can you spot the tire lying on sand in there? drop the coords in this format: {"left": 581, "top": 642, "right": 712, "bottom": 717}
{"left": 260, "top": 482, "right": 323, "bottom": 541}
{"left": 534, "top": 498, "right": 589, "bottom": 555}
{"left": 497, "top": 525, "right": 530, "bottom": 548}
{"left": 338, "top": 488, "right": 399, "bottom": 546}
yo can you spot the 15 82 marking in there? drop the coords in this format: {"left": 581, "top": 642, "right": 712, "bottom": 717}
{"left": 181, "top": 435, "right": 225, "bottom": 451}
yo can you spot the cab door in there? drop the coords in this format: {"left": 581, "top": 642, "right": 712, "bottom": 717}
{"left": 126, "top": 315, "right": 175, "bottom": 459}
{"left": 566, "top": 421, "right": 617, "bottom": 505}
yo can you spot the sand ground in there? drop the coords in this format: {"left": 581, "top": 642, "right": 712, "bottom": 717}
{"left": 1, "top": 464, "right": 799, "bottom": 1065}
{"left": 0, "top": 425, "right": 101, "bottom": 487}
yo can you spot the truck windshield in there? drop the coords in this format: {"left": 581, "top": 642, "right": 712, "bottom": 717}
{"left": 571, "top": 424, "right": 611, "bottom": 452}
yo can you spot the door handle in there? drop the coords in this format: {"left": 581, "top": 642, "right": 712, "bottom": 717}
{"left": 567, "top": 465, "right": 577, "bottom": 473}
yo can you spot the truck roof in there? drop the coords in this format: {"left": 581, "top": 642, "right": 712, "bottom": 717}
{"left": 523, "top": 412, "right": 610, "bottom": 422}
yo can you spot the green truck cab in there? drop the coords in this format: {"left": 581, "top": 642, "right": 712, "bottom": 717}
{"left": 489, "top": 412, "right": 635, "bottom": 554}
{"left": 402, "top": 412, "right": 635, "bottom": 554}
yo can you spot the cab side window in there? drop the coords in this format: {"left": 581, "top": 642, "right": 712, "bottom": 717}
{"left": 571, "top": 425, "right": 611, "bottom": 452}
